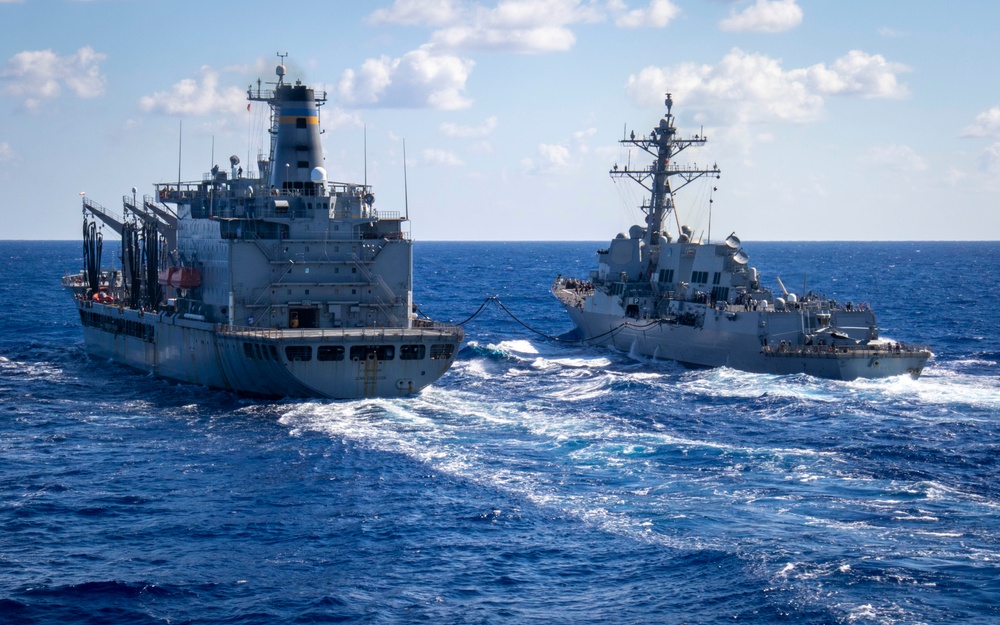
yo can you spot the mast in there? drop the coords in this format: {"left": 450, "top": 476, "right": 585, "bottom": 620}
{"left": 247, "top": 54, "right": 327, "bottom": 193}
{"left": 610, "top": 93, "right": 720, "bottom": 248}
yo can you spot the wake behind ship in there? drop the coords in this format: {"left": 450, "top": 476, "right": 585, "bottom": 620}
{"left": 553, "top": 94, "right": 930, "bottom": 380}
{"left": 64, "top": 61, "right": 463, "bottom": 399}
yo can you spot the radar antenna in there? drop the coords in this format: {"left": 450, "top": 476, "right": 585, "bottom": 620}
{"left": 609, "top": 92, "right": 720, "bottom": 247}
{"left": 275, "top": 52, "right": 288, "bottom": 85}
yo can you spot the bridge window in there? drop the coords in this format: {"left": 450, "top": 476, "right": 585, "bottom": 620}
{"left": 400, "top": 345, "right": 426, "bottom": 360}
{"left": 691, "top": 271, "right": 709, "bottom": 284}
{"left": 285, "top": 346, "right": 312, "bottom": 362}
{"left": 711, "top": 286, "right": 730, "bottom": 302}
{"left": 430, "top": 344, "right": 455, "bottom": 360}
{"left": 350, "top": 345, "right": 395, "bottom": 361}
{"left": 318, "top": 346, "right": 345, "bottom": 361}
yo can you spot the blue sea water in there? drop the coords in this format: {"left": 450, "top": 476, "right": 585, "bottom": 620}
{"left": 1, "top": 239, "right": 998, "bottom": 624}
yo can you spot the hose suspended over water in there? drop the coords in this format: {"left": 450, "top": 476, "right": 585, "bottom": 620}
{"left": 443, "top": 295, "right": 659, "bottom": 344}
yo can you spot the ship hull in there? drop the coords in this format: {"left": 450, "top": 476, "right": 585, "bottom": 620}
{"left": 551, "top": 98, "right": 930, "bottom": 382}
{"left": 561, "top": 301, "right": 927, "bottom": 381}
{"left": 77, "top": 301, "right": 462, "bottom": 399}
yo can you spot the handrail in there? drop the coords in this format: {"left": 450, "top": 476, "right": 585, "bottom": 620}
{"left": 762, "top": 343, "right": 931, "bottom": 358}
{"left": 214, "top": 322, "right": 462, "bottom": 341}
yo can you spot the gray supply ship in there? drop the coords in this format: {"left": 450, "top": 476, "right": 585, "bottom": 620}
{"left": 553, "top": 95, "right": 930, "bottom": 380}
{"left": 64, "top": 61, "right": 463, "bottom": 398}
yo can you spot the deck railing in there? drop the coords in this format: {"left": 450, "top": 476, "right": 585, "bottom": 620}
{"left": 214, "top": 321, "right": 463, "bottom": 342}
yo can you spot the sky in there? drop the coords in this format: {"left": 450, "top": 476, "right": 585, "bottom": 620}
{"left": 1, "top": 0, "right": 998, "bottom": 241}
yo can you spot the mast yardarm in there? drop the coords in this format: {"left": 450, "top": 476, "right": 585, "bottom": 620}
{"left": 610, "top": 93, "right": 720, "bottom": 246}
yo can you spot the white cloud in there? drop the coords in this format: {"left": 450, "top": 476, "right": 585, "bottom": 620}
{"left": 324, "top": 108, "right": 364, "bottom": 130}
{"left": 860, "top": 143, "right": 927, "bottom": 173}
{"left": 469, "top": 140, "right": 494, "bottom": 154}
{"left": 440, "top": 115, "right": 498, "bottom": 137}
{"left": 719, "top": 0, "right": 803, "bottom": 33}
{"left": 368, "top": 0, "right": 462, "bottom": 25}
{"left": 420, "top": 147, "right": 465, "bottom": 166}
{"left": 626, "top": 49, "right": 824, "bottom": 123}
{"left": 572, "top": 127, "right": 597, "bottom": 153}
{"left": 139, "top": 66, "right": 246, "bottom": 116}
{"left": 522, "top": 142, "right": 572, "bottom": 174}
{"left": 488, "top": 0, "right": 603, "bottom": 28}
{"left": 1, "top": 46, "right": 107, "bottom": 110}
{"left": 962, "top": 106, "right": 1000, "bottom": 138}
{"left": 0, "top": 141, "right": 14, "bottom": 162}
{"left": 944, "top": 167, "right": 968, "bottom": 186}
{"left": 806, "top": 50, "right": 910, "bottom": 99}
{"left": 625, "top": 48, "right": 910, "bottom": 125}
{"left": 611, "top": 0, "right": 681, "bottom": 29}
{"left": 338, "top": 47, "right": 474, "bottom": 109}
{"left": 431, "top": 25, "right": 576, "bottom": 53}
{"left": 370, "top": 0, "right": 668, "bottom": 55}
{"left": 942, "top": 137, "right": 1000, "bottom": 181}
{"left": 540, "top": 142, "right": 571, "bottom": 164}
{"left": 978, "top": 142, "right": 1000, "bottom": 173}
{"left": 878, "top": 26, "right": 904, "bottom": 38}
{"left": 521, "top": 120, "right": 598, "bottom": 173}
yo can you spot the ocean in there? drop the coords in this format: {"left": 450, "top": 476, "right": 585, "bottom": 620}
{"left": 1, "top": 240, "right": 998, "bottom": 624}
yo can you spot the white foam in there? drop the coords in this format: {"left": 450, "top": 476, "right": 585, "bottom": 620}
{"left": 275, "top": 390, "right": 728, "bottom": 550}
{"left": 0, "top": 355, "right": 66, "bottom": 382}
{"left": 542, "top": 377, "right": 610, "bottom": 402}
{"left": 492, "top": 339, "right": 538, "bottom": 354}
{"left": 273, "top": 344, "right": 1000, "bottom": 581}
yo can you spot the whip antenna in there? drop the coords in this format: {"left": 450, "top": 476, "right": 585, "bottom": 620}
{"left": 403, "top": 138, "right": 409, "bottom": 221}
{"left": 177, "top": 120, "right": 182, "bottom": 189}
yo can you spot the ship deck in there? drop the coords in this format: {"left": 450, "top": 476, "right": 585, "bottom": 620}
{"left": 761, "top": 342, "right": 931, "bottom": 359}
{"left": 214, "top": 320, "right": 463, "bottom": 343}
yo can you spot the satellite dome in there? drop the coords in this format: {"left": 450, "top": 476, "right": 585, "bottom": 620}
{"left": 310, "top": 167, "right": 327, "bottom": 183}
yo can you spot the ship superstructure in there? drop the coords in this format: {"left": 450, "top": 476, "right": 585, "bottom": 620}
{"left": 64, "top": 61, "right": 463, "bottom": 398}
{"left": 553, "top": 95, "right": 929, "bottom": 380}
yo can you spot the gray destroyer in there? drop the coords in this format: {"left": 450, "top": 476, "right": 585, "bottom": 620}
{"left": 553, "top": 95, "right": 929, "bottom": 380}
{"left": 64, "top": 62, "right": 463, "bottom": 398}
